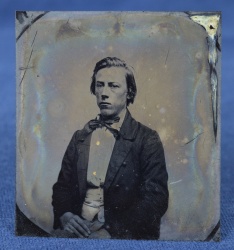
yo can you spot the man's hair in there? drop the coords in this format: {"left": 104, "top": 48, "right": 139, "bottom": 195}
{"left": 90, "top": 57, "right": 137, "bottom": 106}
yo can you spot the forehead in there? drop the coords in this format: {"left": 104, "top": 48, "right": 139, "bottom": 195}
{"left": 96, "top": 67, "right": 127, "bottom": 83}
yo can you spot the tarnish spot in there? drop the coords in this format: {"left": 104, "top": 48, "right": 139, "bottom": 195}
{"left": 16, "top": 12, "right": 49, "bottom": 42}
{"left": 56, "top": 20, "right": 85, "bottom": 40}
{"left": 16, "top": 11, "right": 29, "bottom": 24}
{"left": 114, "top": 22, "right": 121, "bottom": 33}
{"left": 158, "top": 22, "right": 178, "bottom": 35}
{"left": 189, "top": 13, "right": 221, "bottom": 141}
{"left": 112, "top": 17, "right": 124, "bottom": 35}
{"left": 190, "top": 15, "right": 220, "bottom": 38}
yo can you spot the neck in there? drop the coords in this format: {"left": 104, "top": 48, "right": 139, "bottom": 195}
{"left": 117, "top": 108, "right": 127, "bottom": 122}
{"left": 101, "top": 108, "right": 126, "bottom": 120}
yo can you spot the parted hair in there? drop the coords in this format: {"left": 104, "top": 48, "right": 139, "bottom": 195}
{"left": 90, "top": 57, "right": 137, "bottom": 106}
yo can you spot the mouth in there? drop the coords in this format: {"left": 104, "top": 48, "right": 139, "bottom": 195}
{"left": 99, "top": 102, "right": 111, "bottom": 108}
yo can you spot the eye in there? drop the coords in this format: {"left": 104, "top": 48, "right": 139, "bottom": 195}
{"left": 109, "top": 82, "right": 119, "bottom": 88}
{"left": 96, "top": 82, "right": 103, "bottom": 88}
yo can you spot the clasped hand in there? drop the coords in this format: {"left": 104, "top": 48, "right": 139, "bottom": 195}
{"left": 60, "top": 212, "right": 92, "bottom": 238}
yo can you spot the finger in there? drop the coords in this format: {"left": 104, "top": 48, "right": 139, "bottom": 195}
{"left": 70, "top": 219, "right": 89, "bottom": 237}
{"left": 73, "top": 216, "right": 91, "bottom": 234}
{"left": 83, "top": 220, "right": 94, "bottom": 228}
{"left": 64, "top": 226, "right": 72, "bottom": 233}
{"left": 69, "top": 224, "right": 85, "bottom": 238}
{"left": 64, "top": 227, "right": 74, "bottom": 234}
{"left": 65, "top": 224, "right": 83, "bottom": 238}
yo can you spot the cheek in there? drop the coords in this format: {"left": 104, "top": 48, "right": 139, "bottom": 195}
{"left": 119, "top": 92, "right": 127, "bottom": 102}
{"left": 95, "top": 93, "right": 100, "bottom": 99}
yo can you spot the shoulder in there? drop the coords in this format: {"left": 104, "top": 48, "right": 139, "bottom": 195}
{"left": 68, "top": 130, "right": 80, "bottom": 141}
{"left": 133, "top": 116, "right": 160, "bottom": 138}
{"left": 137, "top": 120, "right": 156, "bottom": 135}
{"left": 131, "top": 117, "right": 163, "bottom": 147}
{"left": 65, "top": 130, "right": 82, "bottom": 146}
{"left": 124, "top": 110, "right": 162, "bottom": 142}
{"left": 69, "top": 126, "right": 93, "bottom": 145}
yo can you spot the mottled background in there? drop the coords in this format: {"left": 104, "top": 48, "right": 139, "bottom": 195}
{"left": 1, "top": 1, "right": 234, "bottom": 250}
{"left": 16, "top": 12, "right": 220, "bottom": 241}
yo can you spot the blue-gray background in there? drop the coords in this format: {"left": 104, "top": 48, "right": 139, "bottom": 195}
{"left": 0, "top": 0, "right": 233, "bottom": 249}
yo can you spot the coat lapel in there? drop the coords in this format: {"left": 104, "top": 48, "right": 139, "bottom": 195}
{"left": 104, "top": 110, "right": 139, "bottom": 191}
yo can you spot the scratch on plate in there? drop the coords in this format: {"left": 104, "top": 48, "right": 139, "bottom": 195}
{"left": 165, "top": 47, "right": 170, "bottom": 66}
{"left": 19, "top": 31, "right": 37, "bottom": 86}
{"left": 183, "top": 131, "right": 204, "bottom": 146}
{"left": 170, "top": 179, "right": 182, "bottom": 185}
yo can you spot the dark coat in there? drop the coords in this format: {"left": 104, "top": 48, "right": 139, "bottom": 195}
{"left": 52, "top": 110, "right": 169, "bottom": 239}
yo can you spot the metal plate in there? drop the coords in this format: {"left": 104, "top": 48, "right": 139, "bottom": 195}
{"left": 16, "top": 11, "right": 221, "bottom": 241}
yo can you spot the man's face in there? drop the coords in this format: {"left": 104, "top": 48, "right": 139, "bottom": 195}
{"left": 95, "top": 67, "right": 128, "bottom": 118}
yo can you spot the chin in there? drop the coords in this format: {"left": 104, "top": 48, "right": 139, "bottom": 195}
{"left": 100, "top": 109, "right": 114, "bottom": 118}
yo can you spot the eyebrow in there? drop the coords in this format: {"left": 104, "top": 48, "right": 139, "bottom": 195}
{"left": 96, "top": 81, "right": 119, "bottom": 84}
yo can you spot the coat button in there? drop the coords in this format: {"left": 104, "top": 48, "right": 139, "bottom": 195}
{"left": 122, "top": 161, "right": 127, "bottom": 167}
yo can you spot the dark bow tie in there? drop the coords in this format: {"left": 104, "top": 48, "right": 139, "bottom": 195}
{"left": 87, "top": 115, "right": 120, "bottom": 139}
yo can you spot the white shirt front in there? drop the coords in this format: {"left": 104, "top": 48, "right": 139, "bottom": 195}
{"left": 81, "top": 109, "right": 126, "bottom": 222}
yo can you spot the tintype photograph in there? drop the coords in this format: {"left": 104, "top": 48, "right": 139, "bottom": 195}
{"left": 16, "top": 11, "right": 221, "bottom": 241}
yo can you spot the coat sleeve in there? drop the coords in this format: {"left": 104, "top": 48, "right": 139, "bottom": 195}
{"left": 136, "top": 131, "right": 169, "bottom": 220}
{"left": 108, "top": 130, "right": 169, "bottom": 239}
{"left": 135, "top": 130, "right": 169, "bottom": 227}
{"left": 52, "top": 131, "right": 78, "bottom": 229}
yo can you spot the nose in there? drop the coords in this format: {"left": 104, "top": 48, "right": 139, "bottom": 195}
{"left": 101, "top": 85, "right": 110, "bottom": 99}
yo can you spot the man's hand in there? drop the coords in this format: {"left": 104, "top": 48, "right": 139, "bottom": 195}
{"left": 60, "top": 212, "right": 91, "bottom": 238}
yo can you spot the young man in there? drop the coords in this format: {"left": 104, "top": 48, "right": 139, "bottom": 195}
{"left": 52, "top": 57, "right": 169, "bottom": 239}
